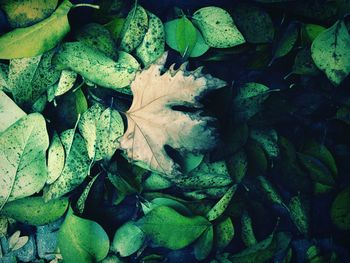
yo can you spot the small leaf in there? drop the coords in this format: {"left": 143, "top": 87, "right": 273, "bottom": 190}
{"left": 176, "top": 16, "right": 197, "bottom": 57}
{"left": 288, "top": 195, "right": 309, "bottom": 235}
{"left": 76, "top": 23, "right": 118, "bottom": 60}
{"left": 331, "top": 186, "right": 350, "bottom": 230}
{"left": 292, "top": 48, "right": 319, "bottom": 76}
{"left": 111, "top": 221, "right": 146, "bottom": 257}
{"left": 226, "top": 149, "right": 248, "bottom": 184}
{"left": 76, "top": 174, "right": 100, "bottom": 214}
{"left": 138, "top": 206, "right": 211, "bottom": 250}
{"left": 53, "top": 42, "right": 140, "bottom": 90}
{"left": 0, "top": 0, "right": 58, "bottom": 28}
{"left": 0, "top": 196, "right": 68, "bottom": 225}
{"left": 311, "top": 20, "right": 350, "bottom": 85}
{"left": 141, "top": 197, "right": 192, "bottom": 216}
{"left": 47, "top": 132, "right": 65, "bottom": 184}
{"left": 241, "top": 211, "right": 257, "bottom": 247}
{"left": 0, "top": 0, "right": 73, "bottom": 59}
{"left": 250, "top": 128, "right": 279, "bottom": 158}
{"left": 232, "top": 3, "right": 274, "bottom": 43}
{"left": 58, "top": 207, "right": 110, "bottom": 263}
{"left": 271, "top": 22, "right": 298, "bottom": 64}
{"left": 119, "top": 5, "right": 148, "bottom": 52}
{"left": 214, "top": 217, "right": 234, "bottom": 251}
{"left": 53, "top": 70, "right": 77, "bottom": 97}
{"left": 192, "top": 6, "right": 245, "bottom": 48}
{"left": 0, "top": 113, "right": 48, "bottom": 209}
{"left": 206, "top": 184, "right": 237, "bottom": 221}
{"left": 256, "top": 176, "right": 285, "bottom": 207}
{"left": 165, "top": 19, "right": 209, "bottom": 58}
{"left": 194, "top": 225, "right": 213, "bottom": 261}
{"left": 44, "top": 132, "right": 90, "bottom": 201}
{"left": 8, "top": 230, "right": 28, "bottom": 251}
{"left": 74, "top": 88, "right": 88, "bottom": 115}
{"left": 0, "top": 91, "right": 26, "bottom": 132}
{"left": 301, "top": 24, "right": 326, "bottom": 44}
{"left": 135, "top": 12, "right": 165, "bottom": 66}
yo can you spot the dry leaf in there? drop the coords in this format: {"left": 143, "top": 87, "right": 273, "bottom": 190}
{"left": 119, "top": 53, "right": 226, "bottom": 177}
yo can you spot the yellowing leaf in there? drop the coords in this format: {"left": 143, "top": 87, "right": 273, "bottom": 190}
{"left": 311, "top": 20, "right": 350, "bottom": 85}
{"left": 0, "top": 0, "right": 73, "bottom": 59}
{"left": 119, "top": 53, "right": 226, "bottom": 177}
{"left": 0, "top": 113, "right": 48, "bottom": 210}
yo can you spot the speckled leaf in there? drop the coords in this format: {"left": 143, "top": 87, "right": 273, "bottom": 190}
{"left": 192, "top": 6, "right": 245, "bottom": 48}
{"left": 76, "top": 23, "right": 118, "bottom": 60}
{"left": 241, "top": 211, "right": 257, "bottom": 247}
{"left": 250, "top": 128, "right": 279, "bottom": 158}
{"left": 206, "top": 184, "right": 237, "bottom": 221}
{"left": 232, "top": 3, "right": 274, "bottom": 43}
{"left": 95, "top": 108, "right": 124, "bottom": 160}
{"left": 44, "top": 132, "right": 90, "bottom": 201}
{"left": 256, "top": 176, "right": 285, "bottom": 207}
{"left": 119, "top": 5, "right": 148, "bottom": 52}
{"left": 194, "top": 225, "right": 213, "bottom": 260}
{"left": 53, "top": 42, "right": 140, "bottom": 90}
{"left": 311, "top": 20, "right": 350, "bottom": 85}
{"left": 0, "top": 0, "right": 73, "bottom": 59}
{"left": 58, "top": 207, "right": 110, "bottom": 262}
{"left": 0, "top": 0, "right": 58, "bottom": 28}
{"left": 135, "top": 12, "right": 165, "bottom": 66}
{"left": 0, "top": 196, "right": 68, "bottom": 225}
{"left": 0, "top": 91, "right": 26, "bottom": 132}
{"left": 226, "top": 150, "right": 248, "bottom": 184}
{"left": 0, "top": 63, "right": 8, "bottom": 90}
{"left": 47, "top": 131, "right": 65, "bottom": 184}
{"left": 54, "top": 70, "right": 77, "bottom": 97}
{"left": 233, "top": 82, "right": 270, "bottom": 122}
{"left": 138, "top": 206, "right": 211, "bottom": 250}
{"left": 76, "top": 173, "right": 100, "bottom": 214}
{"left": 111, "top": 221, "right": 146, "bottom": 257}
{"left": 331, "top": 186, "right": 350, "bottom": 230}
{"left": 214, "top": 216, "right": 234, "bottom": 251}
{"left": 288, "top": 195, "right": 309, "bottom": 235}
{"left": 0, "top": 113, "right": 48, "bottom": 209}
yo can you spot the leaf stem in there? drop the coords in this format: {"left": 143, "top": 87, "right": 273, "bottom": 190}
{"left": 73, "top": 3, "right": 100, "bottom": 10}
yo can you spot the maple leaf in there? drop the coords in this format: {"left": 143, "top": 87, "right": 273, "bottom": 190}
{"left": 119, "top": 53, "right": 226, "bottom": 177}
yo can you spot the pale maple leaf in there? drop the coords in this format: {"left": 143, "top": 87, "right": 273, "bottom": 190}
{"left": 119, "top": 53, "right": 226, "bottom": 178}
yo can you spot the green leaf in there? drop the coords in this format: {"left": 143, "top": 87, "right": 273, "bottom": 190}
{"left": 292, "top": 48, "right": 319, "bottom": 76}
{"left": 164, "top": 18, "right": 209, "bottom": 58}
{"left": 206, "top": 185, "right": 237, "bottom": 221}
{"left": 104, "top": 18, "right": 125, "bottom": 41}
{"left": 301, "top": 24, "right": 326, "bottom": 44}
{"left": 297, "top": 152, "right": 335, "bottom": 186}
{"left": 76, "top": 23, "right": 118, "bottom": 60}
{"left": 233, "top": 82, "right": 270, "bottom": 122}
{"left": 0, "top": 91, "right": 26, "bottom": 132}
{"left": 194, "top": 225, "right": 213, "bottom": 261}
{"left": 271, "top": 22, "right": 298, "bottom": 64}
{"left": 0, "top": 196, "right": 68, "bottom": 225}
{"left": 336, "top": 106, "right": 350, "bottom": 125}
{"left": 47, "top": 131, "right": 65, "bottom": 184}
{"left": 79, "top": 104, "right": 124, "bottom": 161}
{"left": 241, "top": 211, "right": 257, "bottom": 247}
{"left": 143, "top": 173, "right": 172, "bottom": 191}
{"left": 250, "top": 128, "right": 279, "bottom": 158}
{"left": 111, "top": 221, "right": 146, "bottom": 257}
{"left": 138, "top": 206, "right": 211, "bottom": 250}
{"left": 0, "top": 0, "right": 73, "bottom": 59}
{"left": 119, "top": 5, "right": 148, "bottom": 52}
{"left": 226, "top": 149, "right": 248, "bottom": 184}
{"left": 192, "top": 6, "right": 245, "bottom": 48}
{"left": 44, "top": 132, "right": 90, "bottom": 201}
{"left": 53, "top": 70, "right": 77, "bottom": 98}
{"left": 288, "top": 195, "right": 309, "bottom": 235}
{"left": 58, "top": 207, "right": 109, "bottom": 263}
{"left": 76, "top": 173, "right": 100, "bottom": 214}
{"left": 74, "top": 88, "right": 88, "bottom": 115}
{"left": 176, "top": 16, "right": 197, "bottom": 57}
{"left": 256, "top": 176, "right": 285, "bottom": 207}
{"left": 232, "top": 3, "right": 274, "bottom": 43}
{"left": 0, "top": 113, "right": 48, "bottom": 209}
{"left": 141, "top": 197, "right": 192, "bottom": 216}
{"left": 135, "top": 12, "right": 165, "bottom": 66}
{"left": 53, "top": 42, "right": 140, "bottom": 90}
{"left": 246, "top": 140, "right": 268, "bottom": 176}
{"left": 0, "top": 0, "right": 58, "bottom": 28}
{"left": 331, "top": 186, "right": 350, "bottom": 230}
{"left": 311, "top": 20, "right": 350, "bottom": 85}
{"left": 214, "top": 217, "right": 234, "bottom": 251}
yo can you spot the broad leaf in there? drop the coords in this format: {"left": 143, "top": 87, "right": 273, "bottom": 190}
{"left": 0, "top": 0, "right": 58, "bottom": 28}
{"left": 135, "top": 12, "right": 165, "bottom": 66}
{"left": 58, "top": 207, "right": 109, "bottom": 263}
{"left": 0, "top": 196, "right": 68, "bottom": 225}
{"left": 0, "top": 113, "right": 48, "bottom": 209}
{"left": 0, "top": 91, "right": 26, "bottom": 132}
{"left": 192, "top": 7, "right": 245, "bottom": 48}
{"left": 0, "top": 0, "right": 73, "bottom": 59}
{"left": 119, "top": 53, "right": 226, "bottom": 177}
{"left": 119, "top": 5, "right": 148, "bottom": 52}
{"left": 138, "top": 206, "right": 211, "bottom": 250}
{"left": 53, "top": 42, "right": 140, "bottom": 90}
{"left": 311, "top": 20, "right": 350, "bottom": 85}
{"left": 111, "top": 221, "right": 146, "bottom": 257}
{"left": 44, "top": 131, "right": 90, "bottom": 201}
